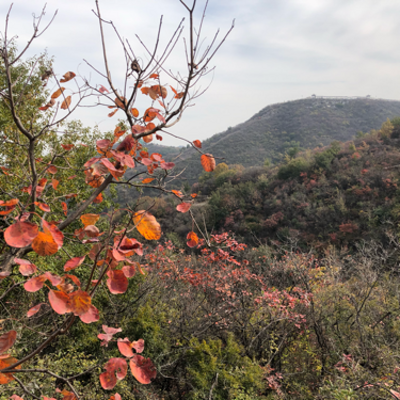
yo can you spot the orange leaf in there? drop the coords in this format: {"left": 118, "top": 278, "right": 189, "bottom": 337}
{"left": 129, "top": 355, "right": 156, "bottom": 384}
{"left": 146, "top": 122, "right": 156, "bottom": 131}
{"left": 51, "top": 87, "right": 65, "bottom": 99}
{"left": 0, "top": 355, "right": 20, "bottom": 384}
{"left": 149, "top": 73, "right": 159, "bottom": 79}
{"left": 143, "top": 108, "right": 157, "bottom": 123}
{"left": 191, "top": 193, "right": 198, "bottom": 198}
{"left": 68, "top": 290, "right": 91, "bottom": 316}
{"left": 187, "top": 231, "right": 199, "bottom": 248}
{"left": 52, "top": 178, "right": 59, "bottom": 190}
{"left": 143, "top": 134, "right": 153, "bottom": 143}
{"left": 114, "top": 126, "right": 126, "bottom": 138}
{"left": 171, "top": 190, "right": 183, "bottom": 198}
{"left": 193, "top": 140, "right": 202, "bottom": 148}
{"left": 56, "top": 389, "right": 76, "bottom": 400}
{"left": 61, "top": 201, "right": 68, "bottom": 216}
{"left": 32, "top": 231, "right": 59, "bottom": 256}
{"left": 59, "top": 71, "right": 76, "bottom": 83}
{"left": 133, "top": 211, "right": 161, "bottom": 241}
{"left": 0, "top": 199, "right": 18, "bottom": 207}
{"left": 169, "top": 85, "right": 184, "bottom": 99}
{"left": 4, "top": 221, "right": 39, "bottom": 248}
{"left": 131, "top": 108, "right": 139, "bottom": 117}
{"left": 109, "top": 393, "right": 122, "bottom": 400}
{"left": 201, "top": 153, "right": 216, "bottom": 172}
{"left": 142, "top": 178, "right": 154, "bottom": 184}
{"left": 176, "top": 202, "right": 191, "bottom": 213}
{"left": 93, "top": 193, "right": 103, "bottom": 204}
{"left": 61, "top": 96, "right": 71, "bottom": 110}
{"left": 32, "top": 220, "right": 64, "bottom": 256}
{"left": 115, "top": 97, "right": 127, "bottom": 109}
{"left": 81, "top": 213, "right": 100, "bottom": 227}
{"left": 47, "top": 165, "right": 58, "bottom": 174}
{"left": 34, "top": 202, "right": 51, "bottom": 212}
{"left": 0, "top": 330, "right": 17, "bottom": 354}
{"left": 108, "top": 109, "right": 118, "bottom": 118}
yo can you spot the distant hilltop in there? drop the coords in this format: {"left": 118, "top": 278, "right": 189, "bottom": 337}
{"left": 171, "top": 97, "right": 400, "bottom": 184}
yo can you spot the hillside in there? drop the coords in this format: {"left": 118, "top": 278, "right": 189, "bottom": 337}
{"left": 133, "top": 118, "right": 400, "bottom": 255}
{"left": 117, "top": 97, "right": 400, "bottom": 205}
{"left": 172, "top": 97, "right": 400, "bottom": 184}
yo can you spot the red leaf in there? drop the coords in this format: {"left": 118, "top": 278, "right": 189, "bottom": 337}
{"left": 98, "top": 325, "right": 122, "bottom": 346}
{"left": 43, "top": 271, "right": 62, "bottom": 286}
{"left": 100, "top": 358, "right": 127, "bottom": 390}
{"left": 61, "top": 144, "right": 74, "bottom": 151}
{"left": 0, "top": 330, "right": 17, "bottom": 354}
{"left": 27, "top": 303, "right": 45, "bottom": 317}
{"left": 4, "top": 221, "right": 39, "bottom": 248}
{"left": 160, "top": 162, "right": 175, "bottom": 170}
{"left": 24, "top": 275, "right": 46, "bottom": 292}
{"left": 49, "top": 290, "right": 70, "bottom": 314}
{"left": 117, "top": 338, "right": 134, "bottom": 358}
{"left": 64, "top": 256, "right": 86, "bottom": 271}
{"left": 122, "top": 264, "right": 137, "bottom": 278}
{"left": 131, "top": 339, "right": 144, "bottom": 354}
{"left": 129, "top": 355, "right": 156, "bottom": 384}
{"left": 14, "top": 258, "right": 37, "bottom": 276}
{"left": 107, "top": 270, "right": 128, "bottom": 294}
{"left": 61, "top": 201, "right": 68, "bottom": 216}
{"left": 99, "top": 85, "right": 109, "bottom": 94}
{"left": 79, "top": 305, "right": 100, "bottom": 324}
{"left": 176, "top": 202, "right": 191, "bottom": 213}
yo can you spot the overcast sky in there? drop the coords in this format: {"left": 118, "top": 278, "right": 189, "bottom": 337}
{"left": 2, "top": 0, "right": 400, "bottom": 146}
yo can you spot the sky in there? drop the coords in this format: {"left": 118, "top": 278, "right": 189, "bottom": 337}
{"left": 2, "top": 0, "right": 400, "bottom": 146}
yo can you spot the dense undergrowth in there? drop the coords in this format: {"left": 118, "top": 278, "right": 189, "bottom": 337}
{"left": 3, "top": 118, "right": 400, "bottom": 399}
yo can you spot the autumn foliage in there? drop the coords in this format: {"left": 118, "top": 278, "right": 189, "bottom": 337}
{"left": 0, "top": 0, "right": 233, "bottom": 398}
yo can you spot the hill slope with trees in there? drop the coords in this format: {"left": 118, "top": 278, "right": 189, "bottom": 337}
{"left": 142, "top": 97, "right": 400, "bottom": 186}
